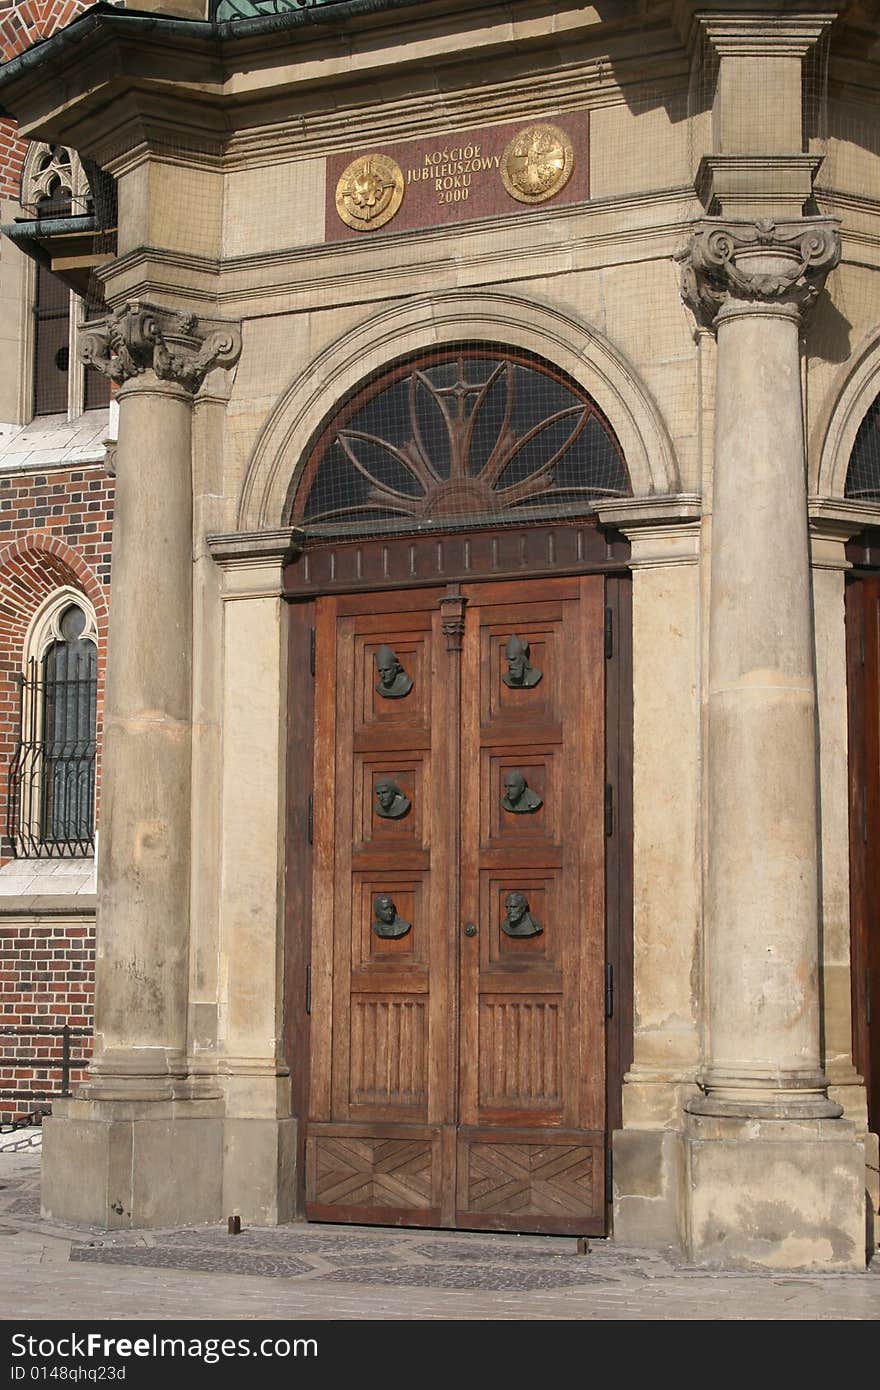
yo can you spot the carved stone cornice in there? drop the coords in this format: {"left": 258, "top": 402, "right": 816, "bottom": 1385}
{"left": 677, "top": 217, "right": 841, "bottom": 328}
{"left": 80, "top": 301, "right": 242, "bottom": 392}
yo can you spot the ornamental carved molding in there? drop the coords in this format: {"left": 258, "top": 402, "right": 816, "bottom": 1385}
{"left": 80, "top": 301, "right": 242, "bottom": 392}
{"left": 676, "top": 218, "right": 841, "bottom": 328}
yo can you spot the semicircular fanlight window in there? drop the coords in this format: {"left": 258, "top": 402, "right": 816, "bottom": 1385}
{"left": 844, "top": 393, "right": 880, "bottom": 503}
{"left": 289, "top": 349, "right": 630, "bottom": 536}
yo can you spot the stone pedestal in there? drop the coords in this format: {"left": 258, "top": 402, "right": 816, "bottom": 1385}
{"left": 41, "top": 303, "right": 241, "bottom": 1230}
{"left": 685, "top": 1113, "right": 866, "bottom": 1270}
{"left": 678, "top": 220, "right": 868, "bottom": 1268}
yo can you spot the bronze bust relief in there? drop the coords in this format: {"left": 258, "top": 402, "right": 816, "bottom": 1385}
{"left": 502, "top": 890, "right": 543, "bottom": 938}
{"left": 501, "top": 768, "right": 543, "bottom": 814}
{"left": 502, "top": 634, "right": 542, "bottom": 688}
{"left": 372, "top": 893, "right": 411, "bottom": 939}
{"left": 374, "top": 644, "right": 413, "bottom": 699}
{"left": 374, "top": 778, "right": 411, "bottom": 819}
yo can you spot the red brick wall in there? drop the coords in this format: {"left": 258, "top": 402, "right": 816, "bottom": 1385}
{"left": 0, "top": 2, "right": 109, "bottom": 1122}
{"left": 0, "top": 465, "right": 113, "bottom": 863}
{"left": 0, "top": 914, "right": 94, "bottom": 1122}
{"left": 0, "top": 0, "right": 92, "bottom": 200}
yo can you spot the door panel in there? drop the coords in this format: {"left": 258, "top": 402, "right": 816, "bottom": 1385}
{"left": 305, "top": 577, "right": 606, "bottom": 1233}
{"left": 847, "top": 577, "right": 880, "bottom": 1133}
{"left": 457, "top": 579, "right": 605, "bottom": 1229}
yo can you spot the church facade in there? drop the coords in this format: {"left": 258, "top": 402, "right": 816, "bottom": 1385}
{"left": 0, "top": 0, "right": 878, "bottom": 1269}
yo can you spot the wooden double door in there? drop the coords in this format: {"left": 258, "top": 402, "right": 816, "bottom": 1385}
{"left": 304, "top": 575, "right": 607, "bottom": 1233}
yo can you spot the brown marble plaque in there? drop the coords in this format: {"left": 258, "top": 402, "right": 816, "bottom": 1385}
{"left": 325, "top": 112, "right": 589, "bottom": 242}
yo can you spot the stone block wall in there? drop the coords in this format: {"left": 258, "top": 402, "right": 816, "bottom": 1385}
{"left": 0, "top": 0, "right": 109, "bottom": 1129}
{"left": 0, "top": 908, "right": 94, "bottom": 1122}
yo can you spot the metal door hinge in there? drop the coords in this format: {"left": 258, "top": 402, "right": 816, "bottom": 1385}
{"left": 308, "top": 793, "right": 314, "bottom": 845}
{"left": 309, "top": 627, "right": 316, "bottom": 677}
{"left": 605, "top": 962, "right": 614, "bottom": 1018}
{"left": 306, "top": 963, "right": 312, "bottom": 1016}
{"left": 604, "top": 607, "right": 613, "bottom": 660}
{"left": 604, "top": 784, "right": 613, "bottom": 837}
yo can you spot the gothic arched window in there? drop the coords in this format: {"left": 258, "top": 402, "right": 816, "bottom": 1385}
{"left": 289, "top": 348, "right": 630, "bottom": 535}
{"left": 21, "top": 142, "right": 111, "bottom": 418}
{"left": 8, "top": 592, "right": 98, "bottom": 858}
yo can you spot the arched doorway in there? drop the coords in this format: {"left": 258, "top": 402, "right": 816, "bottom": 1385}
{"left": 282, "top": 346, "right": 633, "bottom": 1234}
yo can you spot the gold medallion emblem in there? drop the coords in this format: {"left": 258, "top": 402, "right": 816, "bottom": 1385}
{"left": 335, "top": 153, "right": 405, "bottom": 231}
{"left": 501, "top": 124, "right": 574, "bottom": 204}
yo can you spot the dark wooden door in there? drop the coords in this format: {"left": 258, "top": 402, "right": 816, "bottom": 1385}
{"left": 847, "top": 576, "right": 880, "bottom": 1132}
{"left": 305, "top": 576, "right": 606, "bottom": 1233}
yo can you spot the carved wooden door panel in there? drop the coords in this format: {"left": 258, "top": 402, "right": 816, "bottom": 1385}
{"left": 305, "top": 576, "right": 606, "bottom": 1234}
{"left": 456, "top": 577, "right": 605, "bottom": 1231}
{"left": 307, "top": 588, "right": 452, "bottom": 1227}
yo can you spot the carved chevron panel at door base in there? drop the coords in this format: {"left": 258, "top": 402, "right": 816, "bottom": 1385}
{"left": 462, "top": 1143, "right": 595, "bottom": 1217}
{"left": 308, "top": 1136, "right": 435, "bottom": 1210}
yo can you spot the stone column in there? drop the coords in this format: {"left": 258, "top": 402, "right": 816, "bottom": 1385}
{"left": 40, "top": 303, "right": 240, "bottom": 1229}
{"left": 678, "top": 221, "right": 866, "bottom": 1268}
{"left": 80, "top": 304, "right": 241, "bottom": 1096}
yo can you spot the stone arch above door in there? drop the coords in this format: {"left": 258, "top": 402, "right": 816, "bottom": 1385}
{"left": 237, "top": 290, "right": 681, "bottom": 532}
{"left": 814, "top": 324, "right": 880, "bottom": 502}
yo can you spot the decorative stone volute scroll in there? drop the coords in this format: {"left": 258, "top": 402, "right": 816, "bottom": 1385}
{"left": 676, "top": 217, "right": 841, "bottom": 329}
{"left": 80, "top": 301, "right": 242, "bottom": 392}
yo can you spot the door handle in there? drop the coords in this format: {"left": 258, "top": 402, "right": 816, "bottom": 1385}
{"left": 463, "top": 923, "right": 478, "bottom": 937}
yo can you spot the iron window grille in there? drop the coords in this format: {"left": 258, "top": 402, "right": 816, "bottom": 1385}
{"left": 7, "top": 615, "right": 97, "bottom": 858}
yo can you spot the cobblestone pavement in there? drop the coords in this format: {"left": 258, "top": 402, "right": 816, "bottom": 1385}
{"left": 0, "top": 1133, "right": 877, "bottom": 1321}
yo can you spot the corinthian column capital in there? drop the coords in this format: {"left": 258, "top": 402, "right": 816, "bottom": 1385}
{"left": 80, "top": 301, "right": 242, "bottom": 392}
{"left": 676, "top": 217, "right": 840, "bottom": 329}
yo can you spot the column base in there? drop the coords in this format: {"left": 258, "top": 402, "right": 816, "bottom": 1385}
{"left": 43, "top": 1097, "right": 224, "bottom": 1230}
{"left": 684, "top": 1111, "right": 867, "bottom": 1269}
{"left": 43, "top": 1096, "right": 300, "bottom": 1232}
{"left": 81, "top": 1048, "right": 198, "bottom": 1103}
{"left": 688, "top": 1069, "right": 843, "bottom": 1120}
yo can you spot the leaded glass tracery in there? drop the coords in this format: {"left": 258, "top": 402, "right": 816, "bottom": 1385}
{"left": 290, "top": 349, "right": 630, "bottom": 536}
{"left": 845, "top": 393, "right": 880, "bottom": 503}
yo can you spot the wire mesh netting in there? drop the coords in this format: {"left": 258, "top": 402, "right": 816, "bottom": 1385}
{"left": 288, "top": 349, "right": 630, "bottom": 538}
